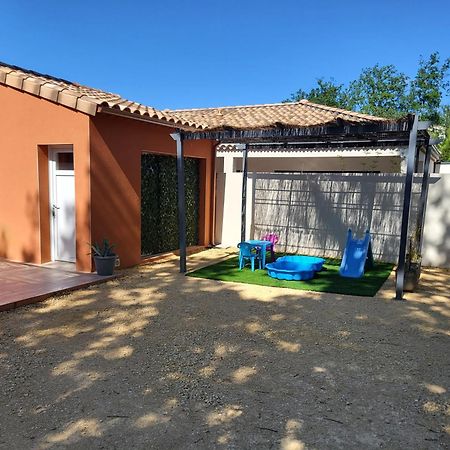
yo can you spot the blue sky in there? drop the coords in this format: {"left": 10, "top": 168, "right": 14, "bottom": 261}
{"left": 1, "top": 0, "right": 449, "bottom": 109}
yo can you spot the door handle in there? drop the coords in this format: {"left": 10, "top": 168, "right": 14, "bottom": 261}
{"left": 52, "top": 204, "right": 60, "bottom": 217}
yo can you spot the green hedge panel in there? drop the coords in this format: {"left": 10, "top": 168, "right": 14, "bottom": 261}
{"left": 141, "top": 154, "right": 199, "bottom": 256}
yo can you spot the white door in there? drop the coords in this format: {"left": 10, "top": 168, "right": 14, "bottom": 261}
{"left": 50, "top": 150, "right": 76, "bottom": 262}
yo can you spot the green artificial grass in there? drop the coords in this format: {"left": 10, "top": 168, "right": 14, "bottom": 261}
{"left": 187, "top": 255, "right": 394, "bottom": 297}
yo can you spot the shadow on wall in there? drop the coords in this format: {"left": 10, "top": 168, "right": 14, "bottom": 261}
{"left": 21, "top": 192, "right": 40, "bottom": 263}
{"left": 250, "top": 172, "right": 422, "bottom": 262}
{"left": 0, "top": 192, "right": 40, "bottom": 263}
{"left": 422, "top": 175, "right": 450, "bottom": 268}
{"left": 89, "top": 133, "right": 140, "bottom": 268}
{"left": 214, "top": 173, "right": 226, "bottom": 245}
{"left": 0, "top": 229, "right": 8, "bottom": 258}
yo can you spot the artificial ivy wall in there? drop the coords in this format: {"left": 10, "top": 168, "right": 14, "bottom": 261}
{"left": 141, "top": 154, "right": 200, "bottom": 256}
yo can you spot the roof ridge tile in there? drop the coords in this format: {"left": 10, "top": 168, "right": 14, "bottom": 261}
{"left": 168, "top": 100, "right": 308, "bottom": 113}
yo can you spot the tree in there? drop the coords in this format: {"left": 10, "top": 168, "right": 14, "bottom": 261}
{"left": 442, "top": 105, "right": 450, "bottom": 128}
{"left": 285, "top": 78, "right": 349, "bottom": 108}
{"left": 285, "top": 52, "right": 450, "bottom": 121}
{"left": 410, "top": 52, "right": 450, "bottom": 123}
{"left": 347, "top": 64, "right": 409, "bottom": 118}
{"left": 440, "top": 131, "right": 450, "bottom": 161}
{"left": 285, "top": 53, "right": 450, "bottom": 159}
{"left": 439, "top": 106, "right": 450, "bottom": 161}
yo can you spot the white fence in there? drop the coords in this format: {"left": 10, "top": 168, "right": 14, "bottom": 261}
{"left": 215, "top": 172, "right": 450, "bottom": 267}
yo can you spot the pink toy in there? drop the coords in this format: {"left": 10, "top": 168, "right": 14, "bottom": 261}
{"left": 261, "top": 232, "right": 279, "bottom": 261}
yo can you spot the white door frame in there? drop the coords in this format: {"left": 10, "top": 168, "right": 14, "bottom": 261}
{"left": 48, "top": 148, "right": 75, "bottom": 262}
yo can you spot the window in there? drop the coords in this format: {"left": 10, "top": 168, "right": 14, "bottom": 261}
{"left": 57, "top": 152, "right": 74, "bottom": 171}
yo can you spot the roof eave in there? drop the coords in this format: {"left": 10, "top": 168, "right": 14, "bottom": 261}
{"left": 97, "top": 106, "right": 200, "bottom": 130}
{"left": 0, "top": 74, "right": 99, "bottom": 116}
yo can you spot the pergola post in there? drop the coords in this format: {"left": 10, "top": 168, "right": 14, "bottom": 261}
{"left": 395, "top": 115, "right": 419, "bottom": 300}
{"left": 416, "top": 138, "right": 432, "bottom": 253}
{"left": 237, "top": 144, "right": 248, "bottom": 242}
{"left": 170, "top": 131, "right": 187, "bottom": 273}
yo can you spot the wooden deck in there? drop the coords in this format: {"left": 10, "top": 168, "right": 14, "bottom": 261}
{"left": 0, "top": 260, "right": 114, "bottom": 311}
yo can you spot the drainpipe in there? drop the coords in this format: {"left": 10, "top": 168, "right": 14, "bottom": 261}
{"left": 236, "top": 143, "right": 248, "bottom": 242}
{"left": 211, "top": 140, "right": 221, "bottom": 246}
{"left": 170, "top": 131, "right": 187, "bottom": 273}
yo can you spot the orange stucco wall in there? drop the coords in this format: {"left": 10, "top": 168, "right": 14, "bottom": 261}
{"left": 0, "top": 85, "right": 92, "bottom": 271}
{"left": 0, "top": 85, "right": 214, "bottom": 272}
{"left": 89, "top": 113, "right": 214, "bottom": 269}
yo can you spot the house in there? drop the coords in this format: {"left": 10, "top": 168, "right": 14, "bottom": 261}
{"left": 0, "top": 62, "right": 215, "bottom": 272}
{"left": 0, "top": 62, "right": 443, "bottom": 280}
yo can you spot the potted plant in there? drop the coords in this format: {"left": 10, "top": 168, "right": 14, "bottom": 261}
{"left": 90, "top": 239, "right": 116, "bottom": 276}
{"left": 404, "top": 240, "right": 422, "bottom": 292}
{"left": 403, "top": 257, "right": 421, "bottom": 291}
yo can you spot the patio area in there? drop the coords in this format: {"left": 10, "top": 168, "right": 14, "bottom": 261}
{"left": 0, "top": 260, "right": 114, "bottom": 311}
{"left": 0, "top": 249, "right": 448, "bottom": 449}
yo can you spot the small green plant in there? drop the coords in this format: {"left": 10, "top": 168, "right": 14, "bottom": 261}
{"left": 413, "top": 225, "right": 422, "bottom": 262}
{"left": 407, "top": 226, "right": 422, "bottom": 268}
{"left": 90, "top": 239, "right": 115, "bottom": 257}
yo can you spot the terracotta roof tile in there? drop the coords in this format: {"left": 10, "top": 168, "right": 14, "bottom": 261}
{"left": 168, "top": 100, "right": 391, "bottom": 131}
{"left": 0, "top": 61, "right": 399, "bottom": 133}
{"left": 0, "top": 61, "right": 202, "bottom": 128}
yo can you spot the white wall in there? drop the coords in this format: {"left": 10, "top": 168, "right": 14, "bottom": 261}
{"left": 215, "top": 150, "right": 450, "bottom": 267}
{"left": 217, "top": 146, "right": 440, "bottom": 175}
{"left": 439, "top": 163, "right": 450, "bottom": 174}
{"left": 422, "top": 174, "right": 450, "bottom": 267}
{"left": 215, "top": 172, "right": 253, "bottom": 246}
{"left": 231, "top": 155, "right": 403, "bottom": 173}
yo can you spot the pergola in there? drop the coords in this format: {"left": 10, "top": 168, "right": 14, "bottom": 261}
{"left": 172, "top": 113, "right": 435, "bottom": 300}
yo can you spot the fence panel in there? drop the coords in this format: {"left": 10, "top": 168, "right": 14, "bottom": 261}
{"left": 251, "top": 172, "right": 421, "bottom": 261}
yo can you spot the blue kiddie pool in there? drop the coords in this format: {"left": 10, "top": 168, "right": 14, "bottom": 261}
{"left": 266, "top": 255, "right": 325, "bottom": 281}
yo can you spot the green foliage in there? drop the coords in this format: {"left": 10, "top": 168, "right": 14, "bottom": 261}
{"left": 347, "top": 64, "right": 409, "bottom": 118}
{"left": 285, "top": 78, "right": 350, "bottom": 108}
{"left": 440, "top": 127, "right": 450, "bottom": 161}
{"left": 90, "top": 239, "right": 115, "bottom": 257}
{"left": 410, "top": 52, "right": 450, "bottom": 123}
{"left": 285, "top": 52, "right": 450, "bottom": 125}
{"left": 442, "top": 105, "right": 450, "bottom": 128}
{"left": 141, "top": 154, "right": 199, "bottom": 256}
{"left": 439, "top": 106, "right": 450, "bottom": 160}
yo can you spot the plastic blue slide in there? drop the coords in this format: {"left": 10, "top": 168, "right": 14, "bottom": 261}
{"left": 339, "top": 229, "right": 374, "bottom": 278}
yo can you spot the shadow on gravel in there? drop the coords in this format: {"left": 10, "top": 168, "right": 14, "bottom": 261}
{"left": 0, "top": 252, "right": 449, "bottom": 449}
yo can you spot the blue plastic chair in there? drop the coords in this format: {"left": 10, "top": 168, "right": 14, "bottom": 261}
{"left": 237, "top": 242, "right": 262, "bottom": 271}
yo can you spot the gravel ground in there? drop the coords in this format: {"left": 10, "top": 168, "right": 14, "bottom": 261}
{"left": 0, "top": 249, "right": 449, "bottom": 450}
